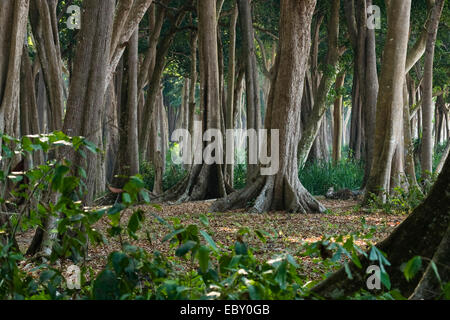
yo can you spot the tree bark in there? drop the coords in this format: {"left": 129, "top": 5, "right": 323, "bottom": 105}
{"left": 63, "top": 0, "right": 115, "bottom": 203}
{"left": 364, "top": 0, "right": 412, "bottom": 203}
{"left": 238, "top": 0, "right": 261, "bottom": 180}
{"left": 332, "top": 73, "right": 346, "bottom": 164}
{"left": 211, "top": 0, "right": 325, "bottom": 214}
{"left": 421, "top": 0, "right": 445, "bottom": 183}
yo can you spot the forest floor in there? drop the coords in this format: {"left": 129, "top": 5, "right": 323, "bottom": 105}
{"left": 16, "top": 198, "right": 406, "bottom": 281}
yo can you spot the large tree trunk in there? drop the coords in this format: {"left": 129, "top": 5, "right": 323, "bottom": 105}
{"left": 364, "top": 0, "right": 411, "bottom": 203}
{"left": 211, "top": 0, "right": 325, "bottom": 214}
{"left": 312, "top": 153, "right": 450, "bottom": 299}
{"left": 63, "top": 0, "right": 115, "bottom": 203}
{"left": 421, "top": 0, "right": 445, "bottom": 183}
{"left": 113, "top": 30, "right": 140, "bottom": 188}
{"left": 158, "top": 0, "right": 227, "bottom": 203}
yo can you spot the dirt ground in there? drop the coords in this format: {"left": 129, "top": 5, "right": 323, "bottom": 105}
{"left": 16, "top": 198, "right": 406, "bottom": 281}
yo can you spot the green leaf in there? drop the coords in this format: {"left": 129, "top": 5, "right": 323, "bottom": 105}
{"left": 200, "top": 230, "right": 218, "bottom": 252}
{"left": 430, "top": 261, "right": 442, "bottom": 284}
{"left": 199, "top": 214, "right": 209, "bottom": 227}
{"left": 175, "top": 240, "right": 197, "bottom": 257}
{"left": 344, "top": 263, "right": 353, "bottom": 280}
{"left": 93, "top": 270, "right": 120, "bottom": 300}
{"left": 127, "top": 210, "right": 144, "bottom": 238}
{"left": 380, "top": 270, "right": 391, "bottom": 290}
{"left": 198, "top": 245, "right": 210, "bottom": 273}
{"left": 403, "top": 256, "right": 422, "bottom": 282}
{"left": 274, "top": 260, "right": 287, "bottom": 290}
{"left": 52, "top": 165, "right": 70, "bottom": 191}
{"left": 162, "top": 228, "right": 186, "bottom": 243}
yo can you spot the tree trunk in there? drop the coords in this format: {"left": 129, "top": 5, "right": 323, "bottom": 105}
{"left": 225, "top": 4, "right": 238, "bottom": 186}
{"left": 113, "top": 30, "right": 140, "bottom": 188}
{"left": 332, "top": 73, "right": 346, "bottom": 164}
{"left": 0, "top": 0, "right": 29, "bottom": 137}
{"left": 63, "top": 0, "right": 115, "bottom": 203}
{"left": 29, "top": 0, "right": 64, "bottom": 131}
{"left": 238, "top": 0, "right": 261, "bottom": 180}
{"left": 211, "top": 0, "right": 325, "bottom": 214}
{"left": 158, "top": 0, "right": 227, "bottom": 202}
{"left": 364, "top": 0, "right": 412, "bottom": 203}
{"left": 421, "top": 0, "right": 445, "bottom": 183}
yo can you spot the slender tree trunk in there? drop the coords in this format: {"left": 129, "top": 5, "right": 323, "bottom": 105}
{"left": 297, "top": 0, "right": 342, "bottom": 169}
{"left": 332, "top": 73, "right": 346, "bottom": 164}
{"left": 362, "top": 0, "right": 379, "bottom": 187}
{"left": 238, "top": 0, "right": 261, "bottom": 180}
{"left": 225, "top": 4, "right": 238, "bottom": 186}
{"left": 29, "top": 0, "right": 64, "bottom": 131}
{"left": 421, "top": 0, "right": 445, "bottom": 183}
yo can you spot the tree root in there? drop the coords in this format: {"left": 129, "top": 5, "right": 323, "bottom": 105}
{"left": 210, "top": 174, "right": 326, "bottom": 214}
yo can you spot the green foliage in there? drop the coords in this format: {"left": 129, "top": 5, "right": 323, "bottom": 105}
{"left": 1, "top": 133, "right": 448, "bottom": 300}
{"left": 299, "top": 159, "right": 364, "bottom": 196}
{"left": 367, "top": 182, "right": 426, "bottom": 215}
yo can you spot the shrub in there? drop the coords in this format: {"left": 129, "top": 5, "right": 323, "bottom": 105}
{"left": 299, "top": 159, "right": 364, "bottom": 196}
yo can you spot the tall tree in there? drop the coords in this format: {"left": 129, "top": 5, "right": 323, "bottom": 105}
{"left": 421, "top": 0, "right": 445, "bottom": 183}
{"left": 212, "top": 0, "right": 325, "bottom": 214}
{"left": 0, "top": 0, "right": 29, "bottom": 137}
{"left": 364, "top": 0, "right": 412, "bottom": 203}
{"left": 238, "top": 0, "right": 262, "bottom": 180}
{"left": 160, "top": 0, "right": 228, "bottom": 202}
{"left": 63, "top": 0, "right": 115, "bottom": 203}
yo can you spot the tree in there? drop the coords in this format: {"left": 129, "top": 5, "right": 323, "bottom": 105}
{"left": 238, "top": 0, "right": 262, "bottom": 180}
{"left": 421, "top": 0, "right": 445, "bottom": 183}
{"left": 211, "top": 0, "right": 325, "bottom": 214}
{"left": 160, "top": 0, "right": 228, "bottom": 202}
{"left": 0, "top": 0, "right": 29, "bottom": 137}
{"left": 364, "top": 0, "right": 412, "bottom": 203}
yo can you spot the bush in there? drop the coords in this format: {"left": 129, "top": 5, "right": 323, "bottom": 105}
{"left": 299, "top": 159, "right": 364, "bottom": 196}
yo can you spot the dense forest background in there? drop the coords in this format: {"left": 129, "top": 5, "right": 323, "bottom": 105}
{"left": 0, "top": 0, "right": 449, "bottom": 301}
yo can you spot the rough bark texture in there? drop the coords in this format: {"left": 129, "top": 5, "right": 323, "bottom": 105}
{"left": 421, "top": 0, "right": 445, "bottom": 183}
{"left": 113, "top": 30, "right": 140, "bottom": 188}
{"left": 63, "top": 0, "right": 115, "bottom": 203}
{"left": 332, "top": 73, "right": 346, "bottom": 164}
{"left": 211, "top": 0, "right": 325, "bottom": 214}
{"left": 364, "top": 0, "right": 412, "bottom": 203}
{"left": 0, "top": 0, "right": 29, "bottom": 136}
{"left": 156, "top": 0, "right": 227, "bottom": 203}
{"left": 225, "top": 4, "right": 238, "bottom": 186}
{"left": 238, "top": 0, "right": 261, "bottom": 180}
{"left": 29, "top": 0, "right": 64, "bottom": 131}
